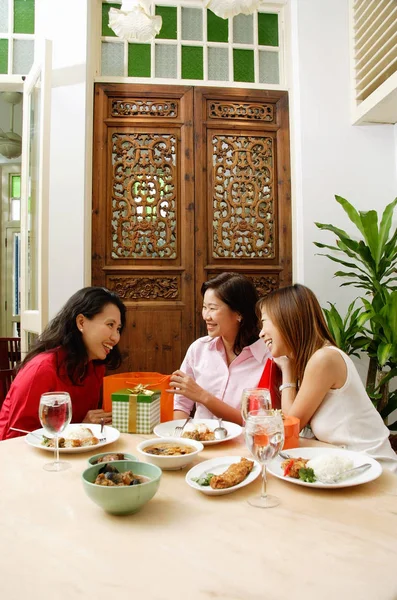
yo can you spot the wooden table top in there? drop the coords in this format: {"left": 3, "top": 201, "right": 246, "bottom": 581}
{"left": 1, "top": 431, "right": 396, "bottom": 600}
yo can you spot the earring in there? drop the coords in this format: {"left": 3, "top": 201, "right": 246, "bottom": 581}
{"left": 237, "top": 316, "right": 242, "bottom": 322}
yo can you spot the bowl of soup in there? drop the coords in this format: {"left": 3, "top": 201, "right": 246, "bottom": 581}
{"left": 137, "top": 437, "right": 204, "bottom": 470}
{"left": 81, "top": 460, "right": 161, "bottom": 515}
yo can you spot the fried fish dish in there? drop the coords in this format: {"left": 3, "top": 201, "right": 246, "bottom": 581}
{"left": 210, "top": 458, "right": 254, "bottom": 489}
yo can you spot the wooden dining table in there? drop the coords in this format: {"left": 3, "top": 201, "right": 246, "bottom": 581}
{"left": 1, "top": 431, "right": 396, "bottom": 600}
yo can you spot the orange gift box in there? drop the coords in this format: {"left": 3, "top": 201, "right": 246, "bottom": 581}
{"left": 282, "top": 416, "right": 300, "bottom": 450}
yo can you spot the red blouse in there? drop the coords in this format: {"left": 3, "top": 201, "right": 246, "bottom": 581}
{"left": 0, "top": 348, "right": 105, "bottom": 440}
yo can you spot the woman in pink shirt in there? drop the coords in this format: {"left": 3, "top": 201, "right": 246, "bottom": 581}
{"left": 0, "top": 286, "right": 126, "bottom": 440}
{"left": 171, "top": 273, "right": 271, "bottom": 425}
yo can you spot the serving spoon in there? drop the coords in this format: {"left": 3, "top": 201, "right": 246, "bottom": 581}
{"left": 213, "top": 418, "right": 228, "bottom": 440}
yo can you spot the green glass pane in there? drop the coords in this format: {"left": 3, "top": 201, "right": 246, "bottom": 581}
{"left": 233, "top": 49, "right": 254, "bottom": 83}
{"left": 13, "top": 0, "right": 35, "bottom": 34}
{"left": 207, "top": 9, "right": 228, "bottom": 43}
{"left": 0, "top": 38, "right": 8, "bottom": 73}
{"left": 155, "top": 6, "right": 177, "bottom": 40}
{"left": 182, "top": 46, "right": 203, "bottom": 80}
{"left": 11, "top": 175, "right": 21, "bottom": 198}
{"left": 258, "top": 13, "right": 278, "bottom": 47}
{"left": 102, "top": 2, "right": 119, "bottom": 37}
{"left": 128, "top": 43, "right": 151, "bottom": 77}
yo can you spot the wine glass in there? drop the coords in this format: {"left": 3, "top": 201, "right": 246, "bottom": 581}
{"left": 39, "top": 392, "right": 72, "bottom": 472}
{"left": 241, "top": 388, "right": 271, "bottom": 423}
{"left": 245, "top": 409, "right": 284, "bottom": 508}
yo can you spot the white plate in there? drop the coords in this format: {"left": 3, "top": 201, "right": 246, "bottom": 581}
{"left": 268, "top": 447, "right": 382, "bottom": 489}
{"left": 153, "top": 419, "right": 242, "bottom": 446}
{"left": 25, "top": 423, "right": 120, "bottom": 454}
{"left": 185, "top": 455, "right": 261, "bottom": 495}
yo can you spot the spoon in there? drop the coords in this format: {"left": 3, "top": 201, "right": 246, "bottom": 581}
{"left": 213, "top": 418, "right": 228, "bottom": 440}
{"left": 10, "top": 427, "right": 43, "bottom": 441}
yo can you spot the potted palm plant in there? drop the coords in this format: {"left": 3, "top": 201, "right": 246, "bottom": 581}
{"left": 314, "top": 195, "right": 397, "bottom": 440}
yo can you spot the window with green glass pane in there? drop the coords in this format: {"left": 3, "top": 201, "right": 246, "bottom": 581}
{"left": 102, "top": 2, "right": 119, "bottom": 37}
{"left": 233, "top": 49, "right": 254, "bottom": 83}
{"left": 14, "top": 0, "right": 35, "bottom": 34}
{"left": 258, "top": 13, "right": 278, "bottom": 47}
{"left": 128, "top": 43, "right": 151, "bottom": 77}
{"left": 155, "top": 6, "right": 177, "bottom": 40}
{"left": 0, "top": 38, "right": 8, "bottom": 73}
{"left": 11, "top": 175, "right": 21, "bottom": 198}
{"left": 182, "top": 46, "right": 203, "bottom": 80}
{"left": 207, "top": 9, "right": 228, "bottom": 43}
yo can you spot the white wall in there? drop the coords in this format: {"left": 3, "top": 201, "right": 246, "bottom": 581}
{"left": 35, "top": 0, "right": 92, "bottom": 319}
{"left": 289, "top": 0, "right": 397, "bottom": 314}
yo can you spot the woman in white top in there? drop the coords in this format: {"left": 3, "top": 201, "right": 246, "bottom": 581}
{"left": 258, "top": 284, "right": 397, "bottom": 473}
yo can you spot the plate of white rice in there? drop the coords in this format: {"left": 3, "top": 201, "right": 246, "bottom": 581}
{"left": 268, "top": 447, "right": 382, "bottom": 488}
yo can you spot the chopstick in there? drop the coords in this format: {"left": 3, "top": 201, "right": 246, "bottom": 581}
{"left": 10, "top": 427, "right": 43, "bottom": 441}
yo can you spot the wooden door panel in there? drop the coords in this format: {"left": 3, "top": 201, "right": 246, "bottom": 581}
{"left": 92, "top": 85, "right": 195, "bottom": 373}
{"left": 194, "top": 88, "right": 291, "bottom": 338}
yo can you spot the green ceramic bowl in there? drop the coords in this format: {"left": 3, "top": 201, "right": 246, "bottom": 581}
{"left": 87, "top": 452, "right": 137, "bottom": 466}
{"left": 82, "top": 460, "right": 162, "bottom": 515}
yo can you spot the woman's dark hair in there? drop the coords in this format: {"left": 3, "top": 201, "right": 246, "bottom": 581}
{"left": 201, "top": 272, "right": 260, "bottom": 354}
{"left": 257, "top": 284, "right": 336, "bottom": 383}
{"left": 18, "top": 287, "right": 127, "bottom": 384}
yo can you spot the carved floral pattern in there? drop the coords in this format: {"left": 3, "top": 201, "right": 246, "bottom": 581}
{"left": 208, "top": 101, "right": 274, "bottom": 122}
{"left": 212, "top": 134, "right": 275, "bottom": 259}
{"left": 111, "top": 99, "right": 178, "bottom": 118}
{"left": 249, "top": 275, "right": 279, "bottom": 297}
{"left": 111, "top": 133, "right": 177, "bottom": 259}
{"left": 107, "top": 276, "right": 179, "bottom": 300}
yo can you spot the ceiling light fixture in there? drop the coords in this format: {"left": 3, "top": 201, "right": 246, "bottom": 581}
{"left": 205, "top": 0, "right": 263, "bottom": 19}
{"left": 108, "top": 0, "right": 162, "bottom": 43}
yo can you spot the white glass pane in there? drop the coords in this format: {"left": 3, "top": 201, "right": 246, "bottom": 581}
{"left": 208, "top": 47, "right": 228, "bottom": 81}
{"left": 27, "top": 77, "right": 41, "bottom": 311}
{"left": 13, "top": 39, "right": 34, "bottom": 74}
{"left": 181, "top": 7, "right": 202, "bottom": 41}
{"left": 101, "top": 41, "right": 124, "bottom": 76}
{"left": 155, "top": 44, "right": 177, "bottom": 78}
{"left": 11, "top": 198, "right": 20, "bottom": 221}
{"left": 233, "top": 14, "right": 253, "bottom": 44}
{"left": 0, "top": 0, "right": 8, "bottom": 33}
{"left": 259, "top": 50, "right": 279, "bottom": 84}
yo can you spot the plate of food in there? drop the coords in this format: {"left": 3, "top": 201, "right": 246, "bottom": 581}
{"left": 153, "top": 419, "right": 242, "bottom": 445}
{"left": 267, "top": 447, "right": 382, "bottom": 489}
{"left": 25, "top": 424, "right": 120, "bottom": 453}
{"left": 185, "top": 456, "right": 261, "bottom": 495}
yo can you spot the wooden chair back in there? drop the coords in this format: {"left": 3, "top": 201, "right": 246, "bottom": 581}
{"left": 0, "top": 368, "right": 14, "bottom": 409}
{"left": 0, "top": 337, "right": 21, "bottom": 370}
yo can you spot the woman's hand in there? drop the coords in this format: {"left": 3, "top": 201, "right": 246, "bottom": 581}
{"left": 273, "top": 356, "right": 295, "bottom": 381}
{"left": 83, "top": 409, "right": 112, "bottom": 425}
{"left": 169, "top": 370, "right": 208, "bottom": 405}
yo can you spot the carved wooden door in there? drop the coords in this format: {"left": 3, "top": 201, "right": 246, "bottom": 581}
{"left": 92, "top": 84, "right": 291, "bottom": 373}
{"left": 193, "top": 88, "right": 291, "bottom": 338}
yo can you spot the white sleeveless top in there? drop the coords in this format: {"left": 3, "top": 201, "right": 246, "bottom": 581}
{"left": 309, "top": 347, "right": 397, "bottom": 474}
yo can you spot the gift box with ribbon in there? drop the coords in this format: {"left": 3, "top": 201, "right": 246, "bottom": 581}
{"left": 111, "top": 385, "right": 161, "bottom": 434}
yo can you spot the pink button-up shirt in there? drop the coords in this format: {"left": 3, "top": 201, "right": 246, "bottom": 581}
{"left": 173, "top": 336, "right": 270, "bottom": 419}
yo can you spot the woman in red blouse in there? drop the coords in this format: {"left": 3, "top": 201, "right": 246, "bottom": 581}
{"left": 0, "top": 286, "right": 126, "bottom": 440}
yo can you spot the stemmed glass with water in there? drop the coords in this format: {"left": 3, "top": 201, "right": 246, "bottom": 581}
{"left": 245, "top": 409, "right": 284, "bottom": 508}
{"left": 39, "top": 391, "right": 72, "bottom": 472}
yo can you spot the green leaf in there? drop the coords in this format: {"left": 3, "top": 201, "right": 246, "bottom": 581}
{"left": 360, "top": 210, "right": 380, "bottom": 267}
{"left": 377, "top": 343, "right": 393, "bottom": 367}
{"left": 335, "top": 195, "right": 366, "bottom": 238}
{"left": 378, "top": 197, "right": 397, "bottom": 263}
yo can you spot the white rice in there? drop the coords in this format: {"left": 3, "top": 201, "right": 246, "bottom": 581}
{"left": 307, "top": 454, "right": 353, "bottom": 480}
